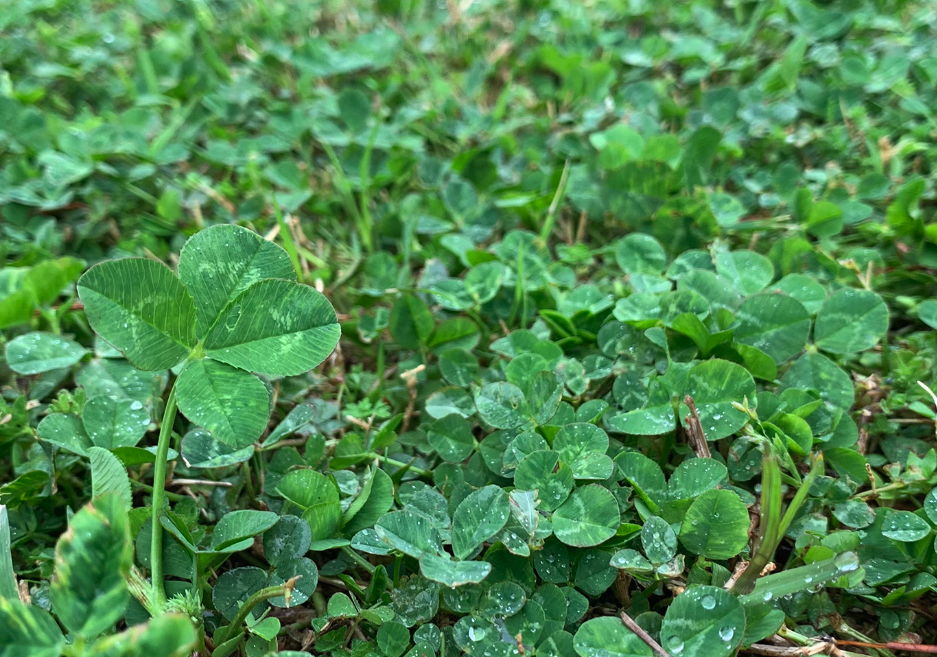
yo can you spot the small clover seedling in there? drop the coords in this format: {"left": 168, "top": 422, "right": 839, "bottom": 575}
{"left": 76, "top": 225, "right": 340, "bottom": 609}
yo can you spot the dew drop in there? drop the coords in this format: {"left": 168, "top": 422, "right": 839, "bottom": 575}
{"left": 719, "top": 626, "right": 735, "bottom": 642}
{"left": 468, "top": 627, "right": 486, "bottom": 642}
{"left": 667, "top": 636, "right": 684, "bottom": 654}
{"left": 701, "top": 594, "right": 716, "bottom": 610}
{"left": 834, "top": 552, "right": 859, "bottom": 573}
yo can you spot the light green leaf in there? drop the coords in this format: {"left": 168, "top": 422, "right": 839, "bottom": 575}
{"left": 180, "top": 428, "right": 254, "bottom": 468}
{"left": 593, "top": 124, "right": 646, "bottom": 168}
{"left": 212, "top": 567, "right": 267, "bottom": 621}
{"left": 734, "top": 294, "right": 810, "bottom": 364}
{"left": 327, "top": 591, "right": 358, "bottom": 618}
{"left": 508, "top": 489, "right": 540, "bottom": 536}
{"left": 610, "top": 549, "right": 654, "bottom": 572}
{"left": 88, "top": 614, "right": 195, "bottom": 657}
{"left": 420, "top": 553, "right": 492, "bottom": 587}
{"left": 504, "top": 599, "right": 547, "bottom": 646}
{"left": 642, "top": 516, "right": 677, "bottom": 564}
{"left": 715, "top": 251, "right": 774, "bottom": 296}
{"left": 528, "top": 370, "right": 564, "bottom": 425}
{"left": 514, "top": 451, "right": 574, "bottom": 512}
{"left": 263, "top": 516, "right": 312, "bottom": 569}
{"left": 452, "top": 485, "right": 510, "bottom": 559}
{"left": 479, "top": 581, "right": 525, "bottom": 618}
{"left": 770, "top": 274, "right": 827, "bottom": 314}
{"left": 925, "top": 489, "right": 937, "bottom": 525}
{"left": 732, "top": 343, "right": 777, "bottom": 382}
{"left": 0, "top": 472, "right": 49, "bottom": 509}
{"left": 681, "top": 360, "right": 755, "bottom": 440}
{"left": 178, "top": 224, "right": 296, "bottom": 337}
{"left": 671, "top": 313, "right": 732, "bottom": 357}
{"left": 5, "top": 332, "right": 86, "bottom": 375}
{"left": 607, "top": 399, "right": 675, "bottom": 436}
{"left": 377, "top": 621, "right": 411, "bottom": 657}
{"left": 552, "top": 485, "right": 620, "bottom": 548}
{"left": 679, "top": 489, "right": 749, "bottom": 559}
{"left": 83, "top": 395, "right": 150, "bottom": 449}
{"left": 337, "top": 87, "right": 372, "bottom": 132}
{"left": 0, "top": 597, "right": 65, "bottom": 657}
{"left": 50, "top": 493, "right": 132, "bottom": 638}
{"left": 76, "top": 359, "right": 167, "bottom": 405}
{"left": 343, "top": 468, "right": 395, "bottom": 535}
{"left": 89, "top": 447, "right": 132, "bottom": 511}
{"left": 427, "top": 414, "right": 475, "bottom": 463}
{"left": 882, "top": 510, "right": 931, "bottom": 542}
{"left": 212, "top": 510, "right": 279, "bottom": 552}
{"left": 277, "top": 470, "right": 342, "bottom": 542}
{"left": 805, "top": 201, "right": 843, "bottom": 238}
{"left": 831, "top": 500, "right": 876, "bottom": 529}
{"left": 37, "top": 413, "right": 92, "bottom": 456}
{"left": 77, "top": 258, "right": 197, "bottom": 371}
{"left": 709, "top": 192, "right": 745, "bottom": 227}
{"left": 814, "top": 288, "right": 889, "bottom": 355}
{"left": 375, "top": 510, "right": 443, "bottom": 558}
{"left": 615, "top": 451, "right": 667, "bottom": 512}
{"left": 668, "top": 458, "right": 727, "bottom": 500}
{"left": 615, "top": 234, "right": 667, "bottom": 275}
{"left": 426, "top": 387, "right": 475, "bottom": 419}
{"left": 464, "top": 262, "right": 505, "bottom": 305}
{"left": 919, "top": 299, "right": 937, "bottom": 330}
{"left": 0, "top": 257, "right": 84, "bottom": 329}
{"left": 176, "top": 359, "right": 270, "bottom": 449}
{"left": 553, "top": 423, "right": 613, "bottom": 480}
{"left": 475, "top": 382, "right": 530, "bottom": 430}
{"left": 573, "top": 616, "right": 653, "bottom": 657}
{"left": 780, "top": 353, "right": 854, "bottom": 410}
{"left": 204, "top": 279, "right": 340, "bottom": 377}
{"left": 390, "top": 294, "right": 435, "bottom": 350}
{"left": 439, "top": 349, "right": 480, "bottom": 387}
{"left": 743, "top": 604, "right": 786, "bottom": 647}
{"left": 263, "top": 403, "right": 317, "bottom": 447}
{"left": 660, "top": 586, "right": 745, "bottom": 657}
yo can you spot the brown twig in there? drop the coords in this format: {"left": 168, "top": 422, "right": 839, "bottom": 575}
{"left": 743, "top": 644, "right": 828, "bottom": 657}
{"left": 170, "top": 478, "right": 232, "bottom": 487}
{"left": 575, "top": 210, "right": 589, "bottom": 243}
{"left": 399, "top": 364, "right": 425, "bottom": 432}
{"left": 725, "top": 561, "right": 775, "bottom": 590}
{"left": 683, "top": 395, "right": 711, "bottom": 458}
{"left": 621, "top": 611, "right": 671, "bottom": 657}
{"left": 837, "top": 641, "right": 937, "bottom": 653}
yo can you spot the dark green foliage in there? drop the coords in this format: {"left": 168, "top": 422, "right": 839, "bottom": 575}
{"left": 2, "top": 0, "right": 937, "bottom": 655}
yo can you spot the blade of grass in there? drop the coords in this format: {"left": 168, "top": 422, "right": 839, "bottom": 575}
{"left": 0, "top": 506, "right": 18, "bottom": 601}
{"left": 732, "top": 452, "right": 824, "bottom": 595}
{"left": 538, "top": 158, "right": 571, "bottom": 246}
{"left": 272, "top": 199, "right": 303, "bottom": 281}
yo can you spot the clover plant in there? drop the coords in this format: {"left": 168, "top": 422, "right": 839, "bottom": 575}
{"left": 4, "top": 1, "right": 937, "bottom": 656}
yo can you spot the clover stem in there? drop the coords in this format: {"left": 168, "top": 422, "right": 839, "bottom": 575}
{"left": 341, "top": 546, "right": 376, "bottom": 575}
{"left": 215, "top": 580, "right": 296, "bottom": 645}
{"left": 364, "top": 452, "right": 433, "bottom": 478}
{"left": 130, "top": 479, "right": 186, "bottom": 502}
{"left": 151, "top": 384, "right": 178, "bottom": 612}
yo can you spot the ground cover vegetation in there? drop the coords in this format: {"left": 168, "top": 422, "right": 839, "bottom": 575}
{"left": 2, "top": 0, "right": 937, "bottom": 656}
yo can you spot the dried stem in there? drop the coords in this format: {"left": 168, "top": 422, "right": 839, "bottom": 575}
{"left": 683, "top": 395, "right": 711, "bottom": 458}
{"left": 621, "top": 611, "right": 671, "bottom": 657}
